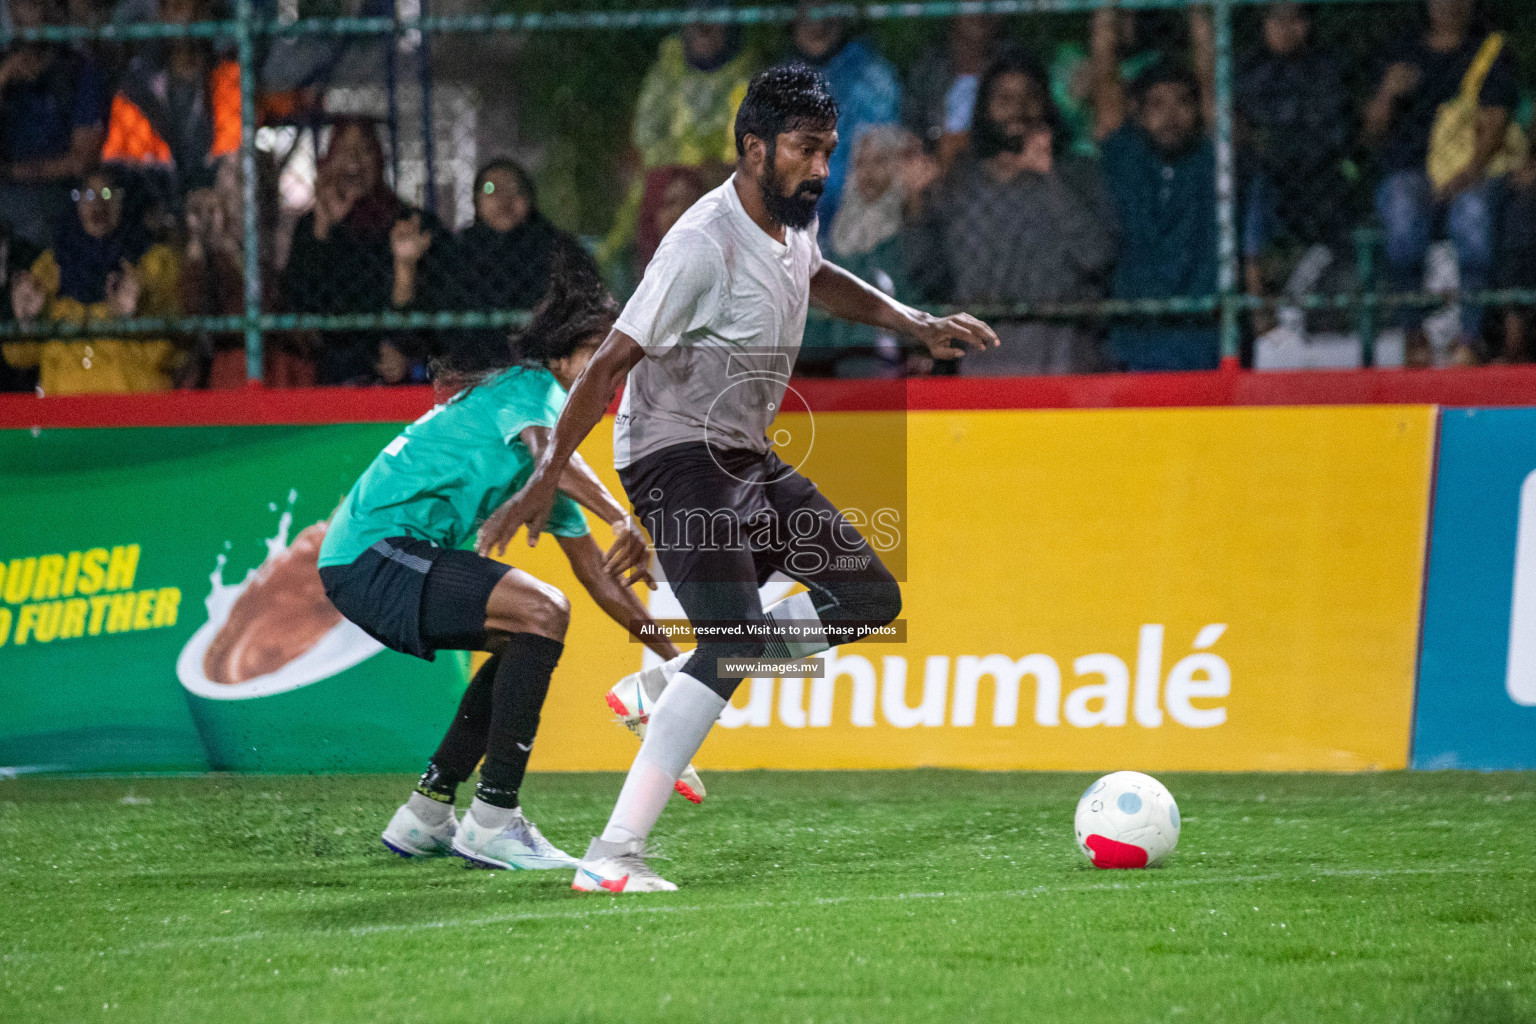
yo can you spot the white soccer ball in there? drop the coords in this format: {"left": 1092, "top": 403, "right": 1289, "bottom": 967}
{"left": 1074, "top": 770, "right": 1180, "bottom": 869}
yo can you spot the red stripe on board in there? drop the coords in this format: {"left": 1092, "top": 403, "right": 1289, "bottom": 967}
{"left": 0, "top": 383, "right": 440, "bottom": 429}
{"left": 2, "top": 365, "right": 1536, "bottom": 429}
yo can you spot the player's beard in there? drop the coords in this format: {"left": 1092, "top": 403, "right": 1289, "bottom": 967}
{"left": 760, "top": 152, "right": 825, "bottom": 230}
{"left": 972, "top": 112, "right": 1029, "bottom": 160}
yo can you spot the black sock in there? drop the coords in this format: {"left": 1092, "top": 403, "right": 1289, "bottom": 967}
{"left": 424, "top": 652, "right": 501, "bottom": 795}
{"left": 414, "top": 763, "right": 459, "bottom": 805}
{"left": 475, "top": 633, "right": 564, "bottom": 809}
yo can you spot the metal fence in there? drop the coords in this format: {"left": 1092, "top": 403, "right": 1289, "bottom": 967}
{"left": 0, "top": 0, "right": 1533, "bottom": 390}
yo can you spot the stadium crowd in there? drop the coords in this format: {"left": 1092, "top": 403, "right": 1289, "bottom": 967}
{"left": 1, "top": 0, "right": 1534, "bottom": 393}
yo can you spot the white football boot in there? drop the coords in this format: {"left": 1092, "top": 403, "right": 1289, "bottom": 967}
{"left": 380, "top": 801, "right": 458, "bottom": 858}
{"left": 571, "top": 836, "right": 677, "bottom": 893}
{"left": 606, "top": 661, "right": 706, "bottom": 805}
{"left": 452, "top": 806, "right": 578, "bottom": 870}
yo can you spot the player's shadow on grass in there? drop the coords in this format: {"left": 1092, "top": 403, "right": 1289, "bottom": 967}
{"left": 275, "top": 869, "right": 586, "bottom": 931}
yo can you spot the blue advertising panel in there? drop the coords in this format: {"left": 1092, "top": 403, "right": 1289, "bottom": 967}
{"left": 1415, "top": 408, "right": 1536, "bottom": 769}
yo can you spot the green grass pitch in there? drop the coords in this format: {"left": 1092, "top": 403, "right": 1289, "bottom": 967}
{"left": 1, "top": 770, "right": 1533, "bottom": 1023}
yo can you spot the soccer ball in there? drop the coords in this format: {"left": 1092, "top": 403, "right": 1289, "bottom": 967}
{"left": 1074, "top": 771, "right": 1180, "bottom": 869}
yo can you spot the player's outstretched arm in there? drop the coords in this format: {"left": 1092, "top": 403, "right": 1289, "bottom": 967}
{"left": 556, "top": 533, "right": 681, "bottom": 662}
{"left": 475, "top": 329, "right": 646, "bottom": 558}
{"left": 808, "top": 261, "right": 999, "bottom": 360}
{"left": 482, "top": 425, "right": 651, "bottom": 585}
{"left": 555, "top": 451, "right": 653, "bottom": 585}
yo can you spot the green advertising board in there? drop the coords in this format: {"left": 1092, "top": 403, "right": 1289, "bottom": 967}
{"left": 0, "top": 424, "right": 469, "bottom": 775}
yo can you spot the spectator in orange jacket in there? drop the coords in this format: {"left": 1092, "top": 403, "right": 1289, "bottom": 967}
{"left": 100, "top": 0, "right": 238, "bottom": 207}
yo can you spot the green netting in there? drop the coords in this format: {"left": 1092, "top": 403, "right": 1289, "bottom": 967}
{"left": 2, "top": 0, "right": 1533, "bottom": 380}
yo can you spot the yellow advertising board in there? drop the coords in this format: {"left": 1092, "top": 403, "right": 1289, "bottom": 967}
{"left": 516, "top": 405, "right": 1435, "bottom": 773}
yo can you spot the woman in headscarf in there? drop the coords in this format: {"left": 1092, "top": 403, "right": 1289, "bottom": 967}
{"left": 415, "top": 158, "right": 595, "bottom": 368}
{"left": 439, "top": 160, "right": 590, "bottom": 312}
{"left": 3, "top": 166, "right": 182, "bottom": 394}
{"left": 279, "top": 116, "right": 438, "bottom": 385}
{"left": 633, "top": 164, "right": 706, "bottom": 275}
{"left": 800, "top": 124, "right": 918, "bottom": 376}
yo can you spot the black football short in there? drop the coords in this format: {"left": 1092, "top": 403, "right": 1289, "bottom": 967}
{"left": 618, "top": 442, "right": 842, "bottom": 588}
{"left": 319, "top": 536, "right": 510, "bottom": 660}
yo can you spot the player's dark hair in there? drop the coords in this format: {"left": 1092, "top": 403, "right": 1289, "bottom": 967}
{"left": 514, "top": 246, "right": 616, "bottom": 365}
{"left": 733, "top": 63, "right": 840, "bottom": 159}
{"left": 1129, "top": 59, "right": 1202, "bottom": 108}
{"left": 474, "top": 158, "right": 537, "bottom": 212}
{"left": 430, "top": 245, "right": 613, "bottom": 395}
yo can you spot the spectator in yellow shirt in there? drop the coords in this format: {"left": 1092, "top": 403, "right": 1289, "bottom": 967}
{"left": 4, "top": 168, "right": 181, "bottom": 394}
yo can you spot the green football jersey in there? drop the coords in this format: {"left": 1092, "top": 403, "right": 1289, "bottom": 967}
{"left": 318, "top": 365, "right": 589, "bottom": 568}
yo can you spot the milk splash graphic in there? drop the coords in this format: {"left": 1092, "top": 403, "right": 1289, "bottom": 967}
{"left": 177, "top": 491, "right": 383, "bottom": 701}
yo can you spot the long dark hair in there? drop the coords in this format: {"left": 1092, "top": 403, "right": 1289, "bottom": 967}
{"left": 971, "top": 47, "right": 1063, "bottom": 159}
{"left": 431, "top": 246, "right": 615, "bottom": 395}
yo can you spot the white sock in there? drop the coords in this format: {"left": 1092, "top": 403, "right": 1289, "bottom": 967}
{"left": 599, "top": 672, "right": 725, "bottom": 845}
{"left": 641, "top": 595, "right": 826, "bottom": 713}
{"left": 406, "top": 790, "right": 453, "bottom": 827}
{"left": 468, "top": 797, "right": 519, "bottom": 830}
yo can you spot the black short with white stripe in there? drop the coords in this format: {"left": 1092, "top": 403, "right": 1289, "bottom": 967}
{"left": 319, "top": 536, "right": 510, "bottom": 660}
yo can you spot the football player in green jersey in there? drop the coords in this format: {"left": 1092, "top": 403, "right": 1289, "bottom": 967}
{"left": 318, "top": 263, "right": 682, "bottom": 870}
